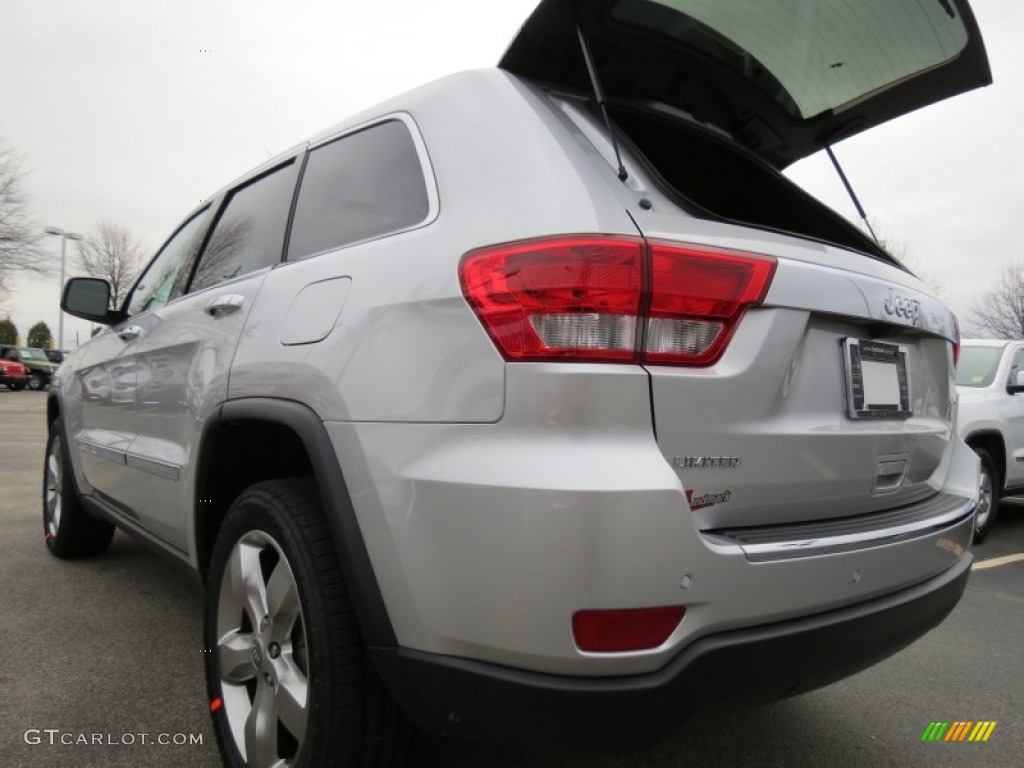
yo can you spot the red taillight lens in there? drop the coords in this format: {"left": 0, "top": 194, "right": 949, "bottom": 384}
{"left": 460, "top": 235, "right": 775, "bottom": 366}
{"left": 572, "top": 606, "right": 685, "bottom": 652}
{"left": 459, "top": 236, "right": 644, "bottom": 362}
{"left": 646, "top": 243, "right": 777, "bottom": 365}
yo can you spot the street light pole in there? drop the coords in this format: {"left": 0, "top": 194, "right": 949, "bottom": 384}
{"left": 44, "top": 226, "right": 83, "bottom": 351}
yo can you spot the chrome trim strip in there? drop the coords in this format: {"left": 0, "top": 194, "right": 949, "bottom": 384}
{"left": 705, "top": 493, "right": 976, "bottom": 562}
{"left": 125, "top": 453, "right": 181, "bottom": 481}
{"left": 77, "top": 440, "right": 126, "bottom": 465}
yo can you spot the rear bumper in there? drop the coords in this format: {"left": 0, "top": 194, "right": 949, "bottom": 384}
{"left": 371, "top": 555, "right": 971, "bottom": 750}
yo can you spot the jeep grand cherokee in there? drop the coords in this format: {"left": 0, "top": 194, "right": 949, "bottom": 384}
{"left": 45, "top": 2, "right": 988, "bottom": 765}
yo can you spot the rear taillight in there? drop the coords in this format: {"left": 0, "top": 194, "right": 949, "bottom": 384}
{"left": 458, "top": 236, "right": 643, "bottom": 363}
{"left": 646, "top": 243, "right": 777, "bottom": 365}
{"left": 459, "top": 235, "right": 776, "bottom": 366}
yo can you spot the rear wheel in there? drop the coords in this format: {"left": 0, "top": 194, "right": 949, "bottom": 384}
{"left": 972, "top": 447, "right": 999, "bottom": 543}
{"left": 28, "top": 373, "right": 47, "bottom": 390}
{"left": 8, "top": 381, "right": 26, "bottom": 391}
{"left": 43, "top": 423, "right": 115, "bottom": 557}
{"left": 205, "top": 479, "right": 412, "bottom": 768}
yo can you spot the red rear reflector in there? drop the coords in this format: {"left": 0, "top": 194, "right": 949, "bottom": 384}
{"left": 210, "top": 698, "right": 223, "bottom": 712}
{"left": 572, "top": 606, "right": 685, "bottom": 652}
{"left": 460, "top": 236, "right": 775, "bottom": 366}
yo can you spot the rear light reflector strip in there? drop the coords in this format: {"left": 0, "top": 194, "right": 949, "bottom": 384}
{"left": 572, "top": 605, "right": 686, "bottom": 652}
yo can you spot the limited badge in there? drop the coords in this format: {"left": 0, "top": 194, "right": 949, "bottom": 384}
{"left": 673, "top": 456, "right": 742, "bottom": 469}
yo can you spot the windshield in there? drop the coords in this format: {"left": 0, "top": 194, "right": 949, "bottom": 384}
{"left": 18, "top": 348, "right": 49, "bottom": 361}
{"left": 610, "top": 0, "right": 970, "bottom": 119}
{"left": 955, "top": 346, "right": 1003, "bottom": 388}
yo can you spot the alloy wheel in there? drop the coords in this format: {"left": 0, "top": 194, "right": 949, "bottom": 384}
{"left": 975, "top": 463, "right": 993, "bottom": 535}
{"left": 44, "top": 436, "right": 63, "bottom": 538}
{"left": 216, "top": 530, "right": 309, "bottom": 767}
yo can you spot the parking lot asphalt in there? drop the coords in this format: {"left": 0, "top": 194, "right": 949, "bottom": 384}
{"left": 1, "top": 388, "right": 1021, "bottom": 767}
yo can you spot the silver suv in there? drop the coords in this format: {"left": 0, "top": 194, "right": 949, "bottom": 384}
{"left": 45, "top": 2, "right": 989, "bottom": 766}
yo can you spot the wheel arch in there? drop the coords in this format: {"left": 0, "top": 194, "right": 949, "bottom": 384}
{"left": 46, "top": 391, "right": 61, "bottom": 427}
{"left": 194, "top": 398, "right": 397, "bottom": 648}
{"left": 963, "top": 430, "right": 1005, "bottom": 493}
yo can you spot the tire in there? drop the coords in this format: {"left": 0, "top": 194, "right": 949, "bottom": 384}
{"left": 42, "top": 423, "right": 115, "bottom": 558}
{"left": 8, "top": 382, "right": 27, "bottom": 391}
{"left": 972, "top": 447, "right": 999, "bottom": 544}
{"left": 205, "top": 479, "right": 412, "bottom": 768}
{"left": 28, "top": 373, "right": 47, "bottom": 391}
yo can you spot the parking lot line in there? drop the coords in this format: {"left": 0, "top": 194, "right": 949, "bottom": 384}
{"left": 972, "top": 553, "right": 1024, "bottom": 570}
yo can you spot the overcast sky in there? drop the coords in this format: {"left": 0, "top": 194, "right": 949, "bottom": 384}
{"left": 0, "top": 0, "right": 1019, "bottom": 347}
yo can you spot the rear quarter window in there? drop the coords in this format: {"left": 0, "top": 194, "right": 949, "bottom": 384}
{"left": 287, "top": 119, "right": 431, "bottom": 261}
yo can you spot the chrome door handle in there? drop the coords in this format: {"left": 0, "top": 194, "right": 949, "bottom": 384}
{"left": 205, "top": 294, "right": 246, "bottom": 317}
{"left": 117, "top": 325, "right": 143, "bottom": 341}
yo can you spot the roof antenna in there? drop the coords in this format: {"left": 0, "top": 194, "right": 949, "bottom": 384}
{"left": 576, "top": 25, "right": 628, "bottom": 182}
{"left": 826, "top": 145, "right": 878, "bottom": 243}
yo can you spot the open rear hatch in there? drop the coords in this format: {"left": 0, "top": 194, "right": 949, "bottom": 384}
{"left": 502, "top": 0, "right": 988, "bottom": 530}
{"left": 501, "top": 0, "right": 991, "bottom": 168}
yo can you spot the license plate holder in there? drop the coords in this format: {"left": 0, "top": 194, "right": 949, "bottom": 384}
{"left": 843, "top": 338, "right": 911, "bottom": 420}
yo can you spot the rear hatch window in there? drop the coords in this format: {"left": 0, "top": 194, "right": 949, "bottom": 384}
{"left": 610, "top": 0, "right": 970, "bottom": 121}
{"left": 501, "top": 0, "right": 990, "bottom": 167}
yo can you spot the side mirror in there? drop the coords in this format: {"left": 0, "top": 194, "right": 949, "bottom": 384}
{"left": 61, "top": 278, "right": 123, "bottom": 325}
{"left": 1007, "top": 369, "right": 1024, "bottom": 395}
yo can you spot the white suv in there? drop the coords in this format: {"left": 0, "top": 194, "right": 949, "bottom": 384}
{"left": 956, "top": 339, "right": 1024, "bottom": 541}
{"left": 45, "top": 1, "right": 989, "bottom": 766}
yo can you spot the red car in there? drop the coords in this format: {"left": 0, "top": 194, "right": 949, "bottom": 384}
{"left": 1, "top": 358, "right": 28, "bottom": 390}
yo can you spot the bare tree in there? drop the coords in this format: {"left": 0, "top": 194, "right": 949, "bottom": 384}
{"left": 75, "top": 221, "right": 147, "bottom": 308}
{"left": 0, "top": 137, "right": 47, "bottom": 293}
{"left": 968, "top": 261, "right": 1024, "bottom": 340}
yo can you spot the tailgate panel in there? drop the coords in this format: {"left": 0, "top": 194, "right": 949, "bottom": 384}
{"left": 646, "top": 254, "right": 956, "bottom": 529}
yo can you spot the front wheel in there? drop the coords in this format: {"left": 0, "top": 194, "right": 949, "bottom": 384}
{"left": 205, "top": 479, "right": 412, "bottom": 768}
{"left": 972, "top": 447, "right": 999, "bottom": 544}
{"left": 42, "top": 423, "right": 115, "bottom": 557}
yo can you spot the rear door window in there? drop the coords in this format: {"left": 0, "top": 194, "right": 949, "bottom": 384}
{"left": 190, "top": 159, "right": 299, "bottom": 293}
{"left": 287, "top": 119, "right": 430, "bottom": 261}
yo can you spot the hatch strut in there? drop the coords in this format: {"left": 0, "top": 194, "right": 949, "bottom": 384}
{"left": 576, "top": 25, "right": 628, "bottom": 182}
{"left": 825, "top": 145, "right": 878, "bottom": 243}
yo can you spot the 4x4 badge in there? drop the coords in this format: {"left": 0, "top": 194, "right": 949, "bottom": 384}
{"left": 685, "top": 489, "right": 732, "bottom": 511}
